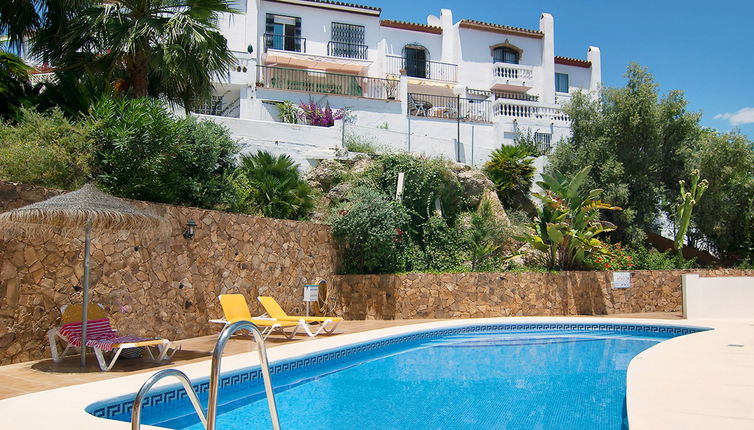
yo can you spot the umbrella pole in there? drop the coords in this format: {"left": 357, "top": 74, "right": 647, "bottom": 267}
{"left": 80, "top": 220, "right": 92, "bottom": 368}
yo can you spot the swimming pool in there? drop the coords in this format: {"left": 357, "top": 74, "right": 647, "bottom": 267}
{"left": 88, "top": 323, "right": 704, "bottom": 429}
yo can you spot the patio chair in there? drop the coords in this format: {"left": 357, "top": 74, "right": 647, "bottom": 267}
{"left": 408, "top": 94, "right": 430, "bottom": 117}
{"left": 47, "top": 303, "right": 178, "bottom": 371}
{"left": 210, "top": 294, "right": 301, "bottom": 339}
{"left": 257, "top": 296, "right": 343, "bottom": 337}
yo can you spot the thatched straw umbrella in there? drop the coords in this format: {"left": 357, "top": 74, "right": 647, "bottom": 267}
{"left": 0, "top": 184, "right": 167, "bottom": 367}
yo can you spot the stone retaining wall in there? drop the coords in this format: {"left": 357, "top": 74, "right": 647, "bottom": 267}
{"left": 0, "top": 182, "right": 338, "bottom": 364}
{"left": 1, "top": 181, "right": 752, "bottom": 365}
{"left": 333, "top": 269, "right": 754, "bottom": 320}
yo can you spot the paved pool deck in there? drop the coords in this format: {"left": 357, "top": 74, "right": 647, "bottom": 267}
{"left": 2, "top": 313, "right": 752, "bottom": 430}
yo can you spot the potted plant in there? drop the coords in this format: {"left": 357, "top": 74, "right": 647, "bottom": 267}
{"left": 385, "top": 74, "right": 399, "bottom": 100}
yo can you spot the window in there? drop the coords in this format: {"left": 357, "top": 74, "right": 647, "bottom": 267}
{"left": 404, "top": 46, "right": 428, "bottom": 79}
{"left": 194, "top": 96, "right": 224, "bottom": 116}
{"left": 330, "top": 22, "right": 366, "bottom": 59}
{"left": 555, "top": 73, "right": 569, "bottom": 93}
{"left": 265, "top": 14, "right": 302, "bottom": 52}
{"left": 534, "top": 132, "right": 553, "bottom": 154}
{"left": 493, "top": 47, "right": 519, "bottom": 64}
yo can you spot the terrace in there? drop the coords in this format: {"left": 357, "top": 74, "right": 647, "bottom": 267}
{"left": 386, "top": 54, "right": 458, "bottom": 82}
{"left": 256, "top": 65, "right": 399, "bottom": 99}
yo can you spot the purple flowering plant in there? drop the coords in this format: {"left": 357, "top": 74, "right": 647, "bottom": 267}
{"left": 298, "top": 101, "right": 345, "bottom": 127}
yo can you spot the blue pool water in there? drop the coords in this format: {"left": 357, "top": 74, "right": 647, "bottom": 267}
{"left": 90, "top": 324, "right": 701, "bottom": 430}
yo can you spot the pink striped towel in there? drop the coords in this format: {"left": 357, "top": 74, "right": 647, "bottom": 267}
{"left": 58, "top": 319, "right": 156, "bottom": 352}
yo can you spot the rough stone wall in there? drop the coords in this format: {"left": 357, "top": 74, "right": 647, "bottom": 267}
{"left": 2, "top": 182, "right": 753, "bottom": 365}
{"left": 0, "top": 182, "right": 338, "bottom": 364}
{"left": 333, "top": 269, "right": 754, "bottom": 320}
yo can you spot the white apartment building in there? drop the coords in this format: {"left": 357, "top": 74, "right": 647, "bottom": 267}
{"left": 201, "top": 0, "right": 602, "bottom": 166}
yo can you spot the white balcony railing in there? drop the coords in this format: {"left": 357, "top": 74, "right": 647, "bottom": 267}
{"left": 493, "top": 99, "right": 569, "bottom": 123}
{"left": 555, "top": 92, "right": 572, "bottom": 105}
{"left": 28, "top": 72, "right": 57, "bottom": 85}
{"left": 491, "top": 63, "right": 535, "bottom": 88}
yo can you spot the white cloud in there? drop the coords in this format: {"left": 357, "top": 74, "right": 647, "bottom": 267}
{"left": 714, "top": 107, "right": 754, "bottom": 126}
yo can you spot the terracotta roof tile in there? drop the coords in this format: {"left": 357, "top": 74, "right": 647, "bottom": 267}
{"left": 380, "top": 20, "right": 443, "bottom": 34}
{"left": 554, "top": 56, "right": 591, "bottom": 68}
{"left": 266, "top": 0, "right": 381, "bottom": 14}
{"left": 459, "top": 19, "right": 543, "bottom": 39}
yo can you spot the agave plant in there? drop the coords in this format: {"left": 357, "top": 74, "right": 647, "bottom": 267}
{"left": 520, "top": 167, "right": 621, "bottom": 270}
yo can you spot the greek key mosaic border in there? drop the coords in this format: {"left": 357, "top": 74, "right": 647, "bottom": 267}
{"left": 88, "top": 322, "right": 706, "bottom": 421}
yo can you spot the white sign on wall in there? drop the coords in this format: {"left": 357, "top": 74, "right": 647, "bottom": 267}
{"left": 303, "top": 284, "right": 319, "bottom": 302}
{"left": 613, "top": 272, "right": 631, "bottom": 289}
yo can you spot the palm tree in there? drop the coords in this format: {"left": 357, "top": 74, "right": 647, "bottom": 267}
{"left": 238, "top": 151, "right": 315, "bottom": 221}
{"left": 0, "top": 50, "right": 34, "bottom": 121}
{"left": 30, "top": 0, "right": 236, "bottom": 109}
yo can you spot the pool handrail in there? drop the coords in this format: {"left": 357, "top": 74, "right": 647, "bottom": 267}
{"left": 207, "top": 320, "right": 281, "bottom": 430}
{"left": 130, "top": 368, "right": 207, "bottom": 430}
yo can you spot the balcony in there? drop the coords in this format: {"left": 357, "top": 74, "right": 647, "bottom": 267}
{"left": 327, "top": 41, "right": 368, "bottom": 60}
{"left": 256, "top": 65, "right": 400, "bottom": 100}
{"left": 386, "top": 55, "right": 457, "bottom": 82}
{"left": 491, "top": 63, "right": 535, "bottom": 92}
{"left": 493, "top": 99, "right": 569, "bottom": 123}
{"left": 408, "top": 93, "right": 492, "bottom": 123}
{"left": 263, "top": 33, "right": 306, "bottom": 53}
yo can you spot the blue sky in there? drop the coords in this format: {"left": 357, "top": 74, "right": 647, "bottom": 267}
{"left": 375, "top": 0, "right": 754, "bottom": 139}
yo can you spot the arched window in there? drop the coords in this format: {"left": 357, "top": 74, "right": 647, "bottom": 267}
{"left": 493, "top": 46, "right": 519, "bottom": 64}
{"left": 403, "top": 45, "right": 428, "bottom": 79}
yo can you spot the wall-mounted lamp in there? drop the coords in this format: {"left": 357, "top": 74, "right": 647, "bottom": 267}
{"left": 183, "top": 219, "right": 197, "bottom": 239}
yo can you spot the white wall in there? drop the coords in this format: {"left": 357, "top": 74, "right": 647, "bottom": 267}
{"left": 682, "top": 274, "right": 754, "bottom": 319}
{"left": 197, "top": 114, "right": 343, "bottom": 167}
{"left": 456, "top": 27, "right": 544, "bottom": 93}
{"left": 554, "top": 63, "right": 591, "bottom": 93}
{"left": 257, "top": 1, "right": 380, "bottom": 69}
{"left": 380, "top": 27, "right": 444, "bottom": 62}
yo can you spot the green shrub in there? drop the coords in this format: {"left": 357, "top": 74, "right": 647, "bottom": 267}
{"left": 484, "top": 144, "right": 535, "bottom": 210}
{"left": 90, "top": 96, "right": 238, "bottom": 209}
{"left": 237, "top": 151, "right": 314, "bottom": 220}
{"left": 420, "top": 213, "right": 465, "bottom": 271}
{"left": 362, "top": 153, "right": 466, "bottom": 233}
{"left": 330, "top": 187, "right": 411, "bottom": 274}
{"left": 625, "top": 246, "right": 698, "bottom": 270}
{"left": 172, "top": 117, "right": 240, "bottom": 209}
{"left": 277, "top": 101, "right": 299, "bottom": 124}
{"left": 0, "top": 108, "right": 92, "bottom": 189}
{"left": 460, "top": 199, "right": 512, "bottom": 271}
{"left": 343, "top": 133, "right": 378, "bottom": 155}
{"left": 584, "top": 243, "right": 635, "bottom": 271}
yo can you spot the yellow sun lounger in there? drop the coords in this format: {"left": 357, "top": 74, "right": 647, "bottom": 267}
{"left": 257, "top": 296, "right": 343, "bottom": 337}
{"left": 209, "top": 294, "right": 301, "bottom": 339}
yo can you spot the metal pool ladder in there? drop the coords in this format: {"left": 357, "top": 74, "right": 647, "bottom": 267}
{"left": 130, "top": 321, "right": 282, "bottom": 430}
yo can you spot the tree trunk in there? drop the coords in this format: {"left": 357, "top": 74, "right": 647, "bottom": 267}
{"left": 127, "top": 51, "right": 149, "bottom": 98}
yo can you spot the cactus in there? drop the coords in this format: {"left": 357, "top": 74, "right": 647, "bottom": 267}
{"left": 673, "top": 169, "right": 708, "bottom": 255}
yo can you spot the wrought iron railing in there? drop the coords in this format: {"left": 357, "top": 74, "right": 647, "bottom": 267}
{"left": 408, "top": 93, "right": 492, "bottom": 123}
{"left": 467, "top": 88, "right": 539, "bottom": 102}
{"left": 263, "top": 33, "right": 306, "bottom": 52}
{"left": 534, "top": 132, "right": 553, "bottom": 154}
{"left": 386, "top": 55, "right": 457, "bottom": 82}
{"left": 257, "top": 65, "right": 400, "bottom": 100}
{"left": 327, "top": 41, "right": 368, "bottom": 60}
{"left": 493, "top": 90, "right": 539, "bottom": 102}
